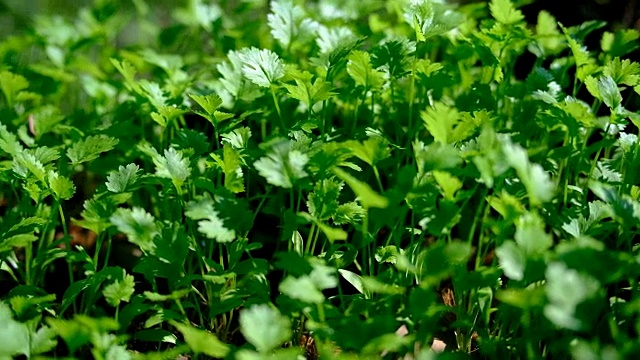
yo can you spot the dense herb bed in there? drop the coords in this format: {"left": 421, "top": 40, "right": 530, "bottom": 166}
{"left": 1, "top": 0, "right": 640, "bottom": 358}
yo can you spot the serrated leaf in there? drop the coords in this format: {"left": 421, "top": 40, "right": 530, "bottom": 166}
{"left": 604, "top": 57, "right": 640, "bottom": 86}
{"left": 0, "top": 70, "right": 29, "bottom": 107}
{"left": 110, "top": 207, "right": 158, "bottom": 253}
{"left": 403, "top": 0, "right": 464, "bottom": 41}
{"left": 110, "top": 58, "right": 143, "bottom": 94}
{"left": 189, "top": 93, "right": 222, "bottom": 117}
{"left": 422, "top": 102, "right": 475, "bottom": 144}
{"left": 185, "top": 195, "right": 236, "bottom": 242}
{"left": 307, "top": 179, "right": 342, "bottom": 220}
{"left": 254, "top": 140, "right": 308, "bottom": 188}
{"left": 238, "top": 47, "right": 285, "bottom": 88}
{"left": 267, "top": 0, "right": 318, "bottom": 48}
{"left": 12, "top": 152, "right": 46, "bottom": 183}
{"left": 283, "top": 71, "right": 335, "bottom": 108}
{"left": 279, "top": 275, "right": 325, "bottom": 303}
{"left": 433, "top": 170, "right": 462, "bottom": 200}
{"left": 47, "top": 170, "right": 76, "bottom": 201}
{"left": 333, "top": 167, "right": 388, "bottom": 209}
{"left": 0, "top": 303, "right": 30, "bottom": 358}
{"left": 0, "top": 124, "right": 24, "bottom": 156}
{"left": 502, "top": 140, "right": 555, "bottom": 205}
{"left": 316, "top": 25, "right": 355, "bottom": 54}
{"left": 333, "top": 201, "right": 366, "bottom": 225}
{"left": 66, "top": 135, "right": 119, "bottom": 165}
{"left": 347, "top": 50, "right": 384, "bottom": 90}
{"left": 106, "top": 163, "right": 142, "bottom": 193}
{"left": 239, "top": 304, "right": 291, "bottom": 353}
{"left": 496, "top": 241, "right": 525, "bottom": 280}
{"left": 490, "top": 0, "right": 524, "bottom": 25}
{"left": 212, "top": 144, "right": 245, "bottom": 193}
{"left": 103, "top": 269, "right": 135, "bottom": 307}
{"left": 171, "top": 321, "right": 229, "bottom": 358}
{"left": 221, "top": 127, "right": 252, "bottom": 149}
{"left": 154, "top": 147, "right": 191, "bottom": 189}
{"left": 345, "top": 136, "right": 391, "bottom": 167}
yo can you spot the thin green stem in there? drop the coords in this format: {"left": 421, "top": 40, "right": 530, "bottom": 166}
{"left": 270, "top": 86, "right": 285, "bottom": 131}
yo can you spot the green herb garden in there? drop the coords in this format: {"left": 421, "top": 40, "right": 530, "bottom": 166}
{"left": 2, "top": 0, "right": 640, "bottom": 358}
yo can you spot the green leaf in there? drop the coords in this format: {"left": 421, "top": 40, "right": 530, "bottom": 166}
{"left": 345, "top": 136, "right": 391, "bottom": 167}
{"left": 66, "top": 135, "right": 119, "bottom": 166}
{"left": 604, "top": 57, "right": 640, "bottom": 86}
{"left": 0, "top": 70, "right": 29, "bottom": 107}
{"left": 102, "top": 269, "right": 136, "bottom": 307}
{"left": 47, "top": 170, "right": 76, "bottom": 201}
{"left": 502, "top": 140, "right": 555, "bottom": 205}
{"left": 496, "top": 241, "right": 526, "bottom": 281}
{"left": 596, "top": 75, "right": 622, "bottom": 110}
{"left": 221, "top": 127, "right": 252, "bottom": 149}
{"left": 515, "top": 213, "right": 553, "bottom": 254}
{"left": 544, "top": 262, "right": 600, "bottom": 330}
{"left": 189, "top": 93, "right": 222, "bottom": 117}
{"left": 601, "top": 29, "right": 640, "bottom": 57}
{"left": 433, "top": 170, "right": 462, "bottom": 200}
{"left": 307, "top": 178, "right": 342, "bottom": 220}
{"left": 211, "top": 144, "right": 245, "bottom": 193}
{"left": 154, "top": 147, "right": 191, "bottom": 189}
{"left": 333, "top": 202, "right": 366, "bottom": 225}
{"left": 422, "top": 102, "right": 475, "bottom": 144}
{"left": 283, "top": 70, "right": 335, "bottom": 108}
{"left": 0, "top": 124, "right": 23, "bottom": 156}
{"left": 239, "top": 304, "right": 292, "bottom": 353}
{"left": 106, "top": 163, "right": 142, "bottom": 193}
{"left": 403, "top": 0, "right": 464, "bottom": 41}
{"left": 347, "top": 50, "right": 384, "bottom": 90}
{"left": 238, "top": 47, "right": 285, "bottom": 88}
{"left": 254, "top": 140, "right": 308, "bottom": 188}
{"left": 171, "top": 321, "right": 230, "bottom": 358}
{"left": 0, "top": 303, "right": 30, "bottom": 358}
{"left": 490, "top": 0, "right": 524, "bottom": 25}
{"left": 110, "top": 58, "right": 143, "bottom": 94}
{"left": 298, "top": 212, "right": 348, "bottom": 243}
{"left": 267, "top": 0, "right": 318, "bottom": 48}
{"left": 110, "top": 207, "right": 158, "bottom": 253}
{"left": 12, "top": 152, "right": 46, "bottom": 183}
{"left": 333, "top": 167, "right": 388, "bottom": 209}
{"left": 279, "top": 275, "right": 325, "bottom": 303}
{"left": 185, "top": 195, "right": 236, "bottom": 243}
{"left": 338, "top": 269, "right": 365, "bottom": 294}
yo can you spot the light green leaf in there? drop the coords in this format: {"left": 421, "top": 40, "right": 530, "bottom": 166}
{"left": 47, "top": 170, "right": 76, "bottom": 201}
{"left": 106, "top": 163, "right": 142, "bottom": 193}
{"left": 185, "top": 195, "right": 236, "bottom": 243}
{"left": 110, "top": 58, "right": 143, "bottom": 94}
{"left": 0, "top": 124, "right": 23, "bottom": 156}
{"left": 279, "top": 275, "right": 325, "bottom": 303}
{"left": 333, "top": 167, "right": 388, "bottom": 209}
{"left": 12, "top": 152, "right": 46, "bottom": 183}
{"left": 0, "top": 70, "right": 29, "bottom": 107}
{"left": 171, "top": 321, "right": 229, "bottom": 358}
{"left": 496, "top": 241, "right": 526, "bottom": 281}
{"left": 110, "top": 207, "right": 158, "bottom": 253}
{"left": 298, "top": 212, "right": 347, "bottom": 243}
{"left": 544, "top": 262, "right": 600, "bottom": 330}
{"left": 503, "top": 140, "right": 555, "bottom": 205}
{"left": 597, "top": 75, "right": 622, "bottom": 110}
{"left": 433, "top": 170, "right": 462, "bottom": 200}
{"left": 338, "top": 269, "right": 364, "bottom": 294}
{"left": 238, "top": 47, "right": 285, "bottom": 88}
{"left": 267, "top": 0, "right": 318, "bottom": 48}
{"left": 333, "top": 201, "right": 366, "bottom": 225}
{"left": 307, "top": 178, "right": 342, "bottom": 220}
{"left": 103, "top": 269, "right": 135, "bottom": 307}
{"left": 211, "top": 144, "right": 245, "bottom": 193}
{"left": 604, "top": 57, "right": 640, "bottom": 86}
{"left": 239, "top": 304, "right": 292, "bottom": 353}
{"left": 154, "top": 147, "right": 191, "bottom": 189}
{"left": 422, "top": 102, "right": 475, "bottom": 144}
{"left": 189, "top": 93, "right": 222, "bottom": 117}
{"left": 283, "top": 71, "right": 335, "bottom": 108}
{"left": 345, "top": 136, "right": 391, "bottom": 167}
{"left": 0, "top": 303, "right": 30, "bottom": 358}
{"left": 66, "top": 135, "right": 119, "bottom": 166}
{"left": 254, "top": 140, "right": 308, "bottom": 188}
{"left": 221, "top": 127, "right": 252, "bottom": 149}
{"left": 515, "top": 213, "right": 553, "bottom": 254}
{"left": 490, "top": 0, "right": 524, "bottom": 25}
{"left": 403, "top": 0, "right": 464, "bottom": 41}
{"left": 347, "top": 50, "right": 384, "bottom": 90}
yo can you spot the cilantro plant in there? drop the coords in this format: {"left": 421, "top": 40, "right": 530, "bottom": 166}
{"left": 1, "top": 0, "right": 640, "bottom": 358}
